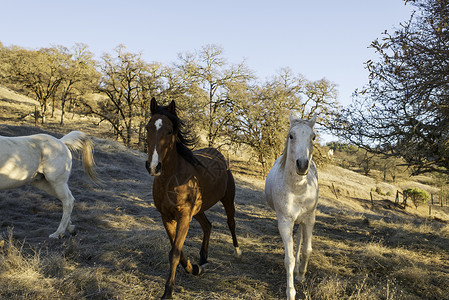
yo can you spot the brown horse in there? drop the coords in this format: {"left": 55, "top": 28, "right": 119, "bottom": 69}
{"left": 145, "top": 98, "right": 241, "bottom": 299}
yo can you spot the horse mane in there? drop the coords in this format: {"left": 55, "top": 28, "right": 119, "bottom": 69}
{"left": 151, "top": 105, "right": 201, "bottom": 167}
{"left": 279, "top": 119, "right": 313, "bottom": 169}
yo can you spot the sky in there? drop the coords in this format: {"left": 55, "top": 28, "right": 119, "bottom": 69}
{"left": 0, "top": 0, "right": 416, "bottom": 106}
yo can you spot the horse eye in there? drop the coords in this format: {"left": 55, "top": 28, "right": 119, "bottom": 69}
{"left": 312, "top": 134, "right": 316, "bottom": 141}
{"left": 289, "top": 134, "right": 293, "bottom": 140}
{"left": 168, "top": 129, "right": 173, "bottom": 135}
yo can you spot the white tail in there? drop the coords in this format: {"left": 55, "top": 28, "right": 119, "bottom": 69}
{"left": 60, "top": 131, "right": 99, "bottom": 183}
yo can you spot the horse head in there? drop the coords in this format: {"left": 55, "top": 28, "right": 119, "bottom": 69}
{"left": 286, "top": 114, "right": 317, "bottom": 176}
{"left": 145, "top": 98, "right": 177, "bottom": 176}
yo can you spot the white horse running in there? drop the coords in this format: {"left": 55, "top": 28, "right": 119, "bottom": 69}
{"left": 0, "top": 131, "right": 98, "bottom": 238}
{"left": 265, "top": 115, "right": 319, "bottom": 300}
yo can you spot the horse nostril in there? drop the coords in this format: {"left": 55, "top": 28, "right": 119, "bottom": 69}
{"left": 295, "top": 159, "right": 309, "bottom": 174}
{"left": 304, "top": 159, "right": 309, "bottom": 169}
{"left": 155, "top": 162, "right": 162, "bottom": 174}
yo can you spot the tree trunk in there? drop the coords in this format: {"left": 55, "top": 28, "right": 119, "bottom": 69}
{"left": 60, "top": 96, "right": 66, "bottom": 125}
{"left": 41, "top": 103, "right": 47, "bottom": 124}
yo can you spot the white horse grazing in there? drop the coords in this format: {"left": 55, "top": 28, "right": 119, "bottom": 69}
{"left": 0, "top": 131, "right": 98, "bottom": 238}
{"left": 265, "top": 115, "right": 319, "bottom": 300}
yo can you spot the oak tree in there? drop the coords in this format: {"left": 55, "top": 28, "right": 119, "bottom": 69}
{"left": 332, "top": 0, "right": 449, "bottom": 175}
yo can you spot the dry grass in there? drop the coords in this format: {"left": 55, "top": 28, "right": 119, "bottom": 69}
{"left": 1, "top": 86, "right": 449, "bottom": 299}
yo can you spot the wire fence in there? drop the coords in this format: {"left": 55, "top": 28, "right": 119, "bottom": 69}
{"left": 394, "top": 190, "right": 448, "bottom": 216}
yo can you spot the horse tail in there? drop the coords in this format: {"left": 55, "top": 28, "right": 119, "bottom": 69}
{"left": 60, "top": 131, "right": 100, "bottom": 183}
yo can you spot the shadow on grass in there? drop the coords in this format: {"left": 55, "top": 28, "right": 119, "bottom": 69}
{"left": 1, "top": 125, "right": 448, "bottom": 299}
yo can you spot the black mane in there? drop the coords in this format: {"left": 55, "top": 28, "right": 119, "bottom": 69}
{"left": 151, "top": 104, "right": 201, "bottom": 167}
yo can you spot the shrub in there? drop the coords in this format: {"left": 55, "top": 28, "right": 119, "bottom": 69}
{"left": 375, "top": 186, "right": 384, "bottom": 195}
{"left": 403, "top": 188, "right": 430, "bottom": 209}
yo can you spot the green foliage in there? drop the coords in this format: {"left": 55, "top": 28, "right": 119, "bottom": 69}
{"left": 330, "top": 0, "right": 449, "bottom": 175}
{"left": 403, "top": 188, "right": 430, "bottom": 208}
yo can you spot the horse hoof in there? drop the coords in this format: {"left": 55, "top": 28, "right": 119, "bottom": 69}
{"left": 234, "top": 247, "right": 242, "bottom": 258}
{"left": 49, "top": 232, "right": 62, "bottom": 239}
{"left": 192, "top": 264, "right": 203, "bottom": 275}
{"left": 68, "top": 228, "right": 77, "bottom": 236}
{"left": 68, "top": 224, "right": 76, "bottom": 234}
{"left": 161, "top": 291, "right": 173, "bottom": 299}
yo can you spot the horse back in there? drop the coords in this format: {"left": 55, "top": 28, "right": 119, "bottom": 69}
{"left": 194, "top": 147, "right": 227, "bottom": 166}
{"left": 193, "top": 148, "right": 233, "bottom": 207}
{"left": 0, "top": 134, "right": 72, "bottom": 190}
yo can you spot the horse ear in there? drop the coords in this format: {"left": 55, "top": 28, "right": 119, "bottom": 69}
{"left": 168, "top": 100, "right": 176, "bottom": 114}
{"left": 150, "top": 97, "right": 158, "bottom": 115}
{"left": 310, "top": 114, "right": 317, "bottom": 127}
{"left": 289, "top": 113, "right": 297, "bottom": 125}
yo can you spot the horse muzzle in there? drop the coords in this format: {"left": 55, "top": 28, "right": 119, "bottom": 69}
{"left": 295, "top": 159, "right": 309, "bottom": 176}
{"left": 145, "top": 160, "right": 162, "bottom": 176}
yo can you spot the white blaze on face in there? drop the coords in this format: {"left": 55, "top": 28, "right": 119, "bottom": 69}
{"left": 155, "top": 118, "right": 163, "bottom": 130}
{"left": 150, "top": 148, "right": 159, "bottom": 171}
{"left": 150, "top": 118, "right": 163, "bottom": 173}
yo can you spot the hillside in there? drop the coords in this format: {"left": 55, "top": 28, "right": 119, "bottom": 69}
{"left": 1, "top": 87, "right": 448, "bottom": 299}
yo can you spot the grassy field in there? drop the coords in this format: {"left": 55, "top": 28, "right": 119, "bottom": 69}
{"left": 1, "top": 86, "right": 448, "bottom": 299}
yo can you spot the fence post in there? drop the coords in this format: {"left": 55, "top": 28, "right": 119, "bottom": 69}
{"left": 370, "top": 192, "right": 374, "bottom": 207}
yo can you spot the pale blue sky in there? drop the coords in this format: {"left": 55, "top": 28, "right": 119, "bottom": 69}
{"left": 0, "top": 0, "right": 414, "bottom": 107}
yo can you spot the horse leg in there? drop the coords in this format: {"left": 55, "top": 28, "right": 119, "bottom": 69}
{"left": 221, "top": 173, "right": 241, "bottom": 258}
{"left": 278, "top": 216, "right": 296, "bottom": 300}
{"left": 193, "top": 212, "right": 211, "bottom": 266}
{"left": 35, "top": 179, "right": 75, "bottom": 239}
{"left": 161, "top": 215, "right": 192, "bottom": 299}
{"left": 295, "top": 218, "right": 315, "bottom": 282}
{"left": 294, "top": 223, "right": 303, "bottom": 280}
{"left": 162, "top": 218, "right": 197, "bottom": 272}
